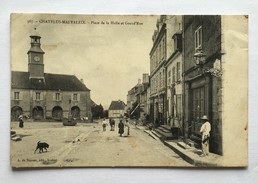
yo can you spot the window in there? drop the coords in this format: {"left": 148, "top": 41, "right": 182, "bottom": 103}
{"left": 14, "top": 92, "right": 20, "bottom": 100}
{"left": 159, "top": 72, "right": 162, "bottom": 88}
{"left": 36, "top": 92, "right": 41, "bottom": 101}
{"left": 159, "top": 44, "right": 162, "bottom": 62}
{"left": 56, "top": 93, "right": 61, "bottom": 101}
{"left": 163, "top": 38, "right": 166, "bottom": 58}
{"left": 176, "top": 95, "right": 182, "bottom": 118}
{"left": 195, "top": 26, "right": 202, "bottom": 50}
{"left": 73, "top": 93, "right": 78, "bottom": 101}
{"left": 173, "top": 33, "right": 182, "bottom": 52}
{"left": 172, "top": 66, "right": 175, "bottom": 83}
{"left": 176, "top": 62, "right": 181, "bottom": 82}
{"left": 168, "top": 70, "right": 171, "bottom": 86}
{"left": 162, "top": 69, "right": 165, "bottom": 88}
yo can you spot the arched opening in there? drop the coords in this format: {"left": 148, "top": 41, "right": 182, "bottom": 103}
{"left": 71, "top": 106, "right": 80, "bottom": 119}
{"left": 52, "top": 106, "right": 63, "bottom": 120}
{"left": 11, "top": 106, "right": 23, "bottom": 121}
{"left": 32, "top": 106, "right": 44, "bottom": 119}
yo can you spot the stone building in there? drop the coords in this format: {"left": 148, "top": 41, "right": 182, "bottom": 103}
{"left": 126, "top": 74, "right": 150, "bottom": 120}
{"left": 11, "top": 33, "right": 92, "bottom": 121}
{"left": 108, "top": 100, "right": 126, "bottom": 119}
{"left": 183, "top": 15, "right": 223, "bottom": 154}
{"left": 149, "top": 16, "right": 167, "bottom": 126}
{"left": 164, "top": 16, "right": 183, "bottom": 131}
{"left": 182, "top": 15, "right": 248, "bottom": 158}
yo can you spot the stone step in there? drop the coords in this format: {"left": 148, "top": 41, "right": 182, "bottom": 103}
{"left": 145, "top": 123, "right": 153, "bottom": 130}
{"left": 177, "top": 141, "right": 192, "bottom": 150}
{"left": 151, "top": 130, "right": 162, "bottom": 138}
{"left": 160, "top": 125, "right": 171, "bottom": 131}
{"left": 155, "top": 129, "right": 174, "bottom": 140}
{"left": 157, "top": 126, "right": 171, "bottom": 133}
{"left": 144, "top": 130, "right": 160, "bottom": 141}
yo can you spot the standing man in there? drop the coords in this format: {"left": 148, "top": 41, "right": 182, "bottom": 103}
{"left": 200, "top": 115, "right": 211, "bottom": 157}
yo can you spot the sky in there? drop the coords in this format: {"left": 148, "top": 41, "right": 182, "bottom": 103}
{"left": 11, "top": 14, "right": 158, "bottom": 109}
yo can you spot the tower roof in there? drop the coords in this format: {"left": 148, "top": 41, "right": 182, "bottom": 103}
{"left": 27, "top": 46, "right": 45, "bottom": 54}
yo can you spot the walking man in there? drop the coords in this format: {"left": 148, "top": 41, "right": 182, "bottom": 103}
{"left": 200, "top": 115, "right": 211, "bottom": 157}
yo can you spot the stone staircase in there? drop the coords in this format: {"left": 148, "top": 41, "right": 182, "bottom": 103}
{"left": 154, "top": 125, "right": 174, "bottom": 140}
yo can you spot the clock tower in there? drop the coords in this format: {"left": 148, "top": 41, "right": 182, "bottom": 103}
{"left": 27, "top": 33, "right": 45, "bottom": 80}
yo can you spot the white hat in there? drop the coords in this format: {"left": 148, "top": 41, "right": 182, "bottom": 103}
{"left": 201, "top": 115, "right": 208, "bottom": 120}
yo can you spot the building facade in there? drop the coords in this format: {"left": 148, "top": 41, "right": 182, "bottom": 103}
{"left": 183, "top": 15, "right": 223, "bottom": 154}
{"left": 108, "top": 100, "right": 126, "bottom": 118}
{"left": 164, "top": 16, "right": 183, "bottom": 131}
{"left": 149, "top": 16, "right": 169, "bottom": 127}
{"left": 11, "top": 34, "right": 92, "bottom": 121}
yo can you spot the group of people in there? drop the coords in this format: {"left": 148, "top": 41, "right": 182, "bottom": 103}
{"left": 101, "top": 118, "right": 130, "bottom": 137}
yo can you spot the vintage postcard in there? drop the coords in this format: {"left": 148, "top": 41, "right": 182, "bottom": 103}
{"left": 10, "top": 13, "right": 248, "bottom": 168}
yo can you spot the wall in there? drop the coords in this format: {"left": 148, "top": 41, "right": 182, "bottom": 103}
{"left": 11, "top": 89, "right": 92, "bottom": 121}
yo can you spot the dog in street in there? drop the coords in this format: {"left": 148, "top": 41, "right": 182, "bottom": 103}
{"left": 34, "top": 141, "right": 49, "bottom": 154}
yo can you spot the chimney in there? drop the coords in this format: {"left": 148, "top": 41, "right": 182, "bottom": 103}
{"left": 142, "top": 73, "right": 149, "bottom": 84}
{"left": 80, "top": 79, "right": 84, "bottom": 84}
{"left": 138, "top": 79, "right": 141, "bottom": 85}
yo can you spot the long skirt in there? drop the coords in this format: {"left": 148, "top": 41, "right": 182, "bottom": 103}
{"left": 19, "top": 120, "right": 24, "bottom": 128}
{"left": 124, "top": 126, "right": 130, "bottom": 136}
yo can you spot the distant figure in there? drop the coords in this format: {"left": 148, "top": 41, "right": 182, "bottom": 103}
{"left": 118, "top": 120, "right": 124, "bottom": 137}
{"left": 200, "top": 115, "right": 211, "bottom": 157}
{"left": 111, "top": 119, "right": 115, "bottom": 131}
{"left": 18, "top": 114, "right": 24, "bottom": 128}
{"left": 102, "top": 118, "right": 108, "bottom": 131}
{"left": 124, "top": 119, "right": 130, "bottom": 137}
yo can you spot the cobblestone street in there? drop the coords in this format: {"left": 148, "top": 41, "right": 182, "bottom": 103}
{"left": 11, "top": 121, "right": 191, "bottom": 168}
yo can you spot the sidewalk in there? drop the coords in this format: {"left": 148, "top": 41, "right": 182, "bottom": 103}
{"left": 135, "top": 124, "right": 223, "bottom": 167}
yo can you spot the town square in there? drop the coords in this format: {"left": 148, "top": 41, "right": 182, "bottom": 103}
{"left": 10, "top": 14, "right": 248, "bottom": 168}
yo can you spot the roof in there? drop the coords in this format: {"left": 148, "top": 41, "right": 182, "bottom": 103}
{"left": 11, "top": 71, "right": 90, "bottom": 91}
{"left": 108, "top": 100, "right": 125, "bottom": 110}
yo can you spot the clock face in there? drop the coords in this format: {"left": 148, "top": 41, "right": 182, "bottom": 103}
{"left": 34, "top": 55, "right": 40, "bottom": 62}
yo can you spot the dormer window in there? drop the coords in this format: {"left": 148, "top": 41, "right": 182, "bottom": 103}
{"left": 172, "top": 31, "right": 182, "bottom": 52}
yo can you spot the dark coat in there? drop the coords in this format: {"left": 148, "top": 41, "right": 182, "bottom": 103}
{"left": 19, "top": 118, "right": 24, "bottom": 128}
{"left": 118, "top": 122, "right": 124, "bottom": 134}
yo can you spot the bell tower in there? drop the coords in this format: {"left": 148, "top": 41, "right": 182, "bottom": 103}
{"left": 27, "top": 30, "right": 45, "bottom": 80}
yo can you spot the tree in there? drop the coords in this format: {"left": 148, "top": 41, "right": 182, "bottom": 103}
{"left": 103, "top": 110, "right": 109, "bottom": 118}
{"left": 91, "top": 104, "right": 104, "bottom": 119}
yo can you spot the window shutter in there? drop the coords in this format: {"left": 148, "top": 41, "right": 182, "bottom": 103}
{"left": 78, "top": 93, "right": 80, "bottom": 101}
{"left": 71, "top": 93, "right": 74, "bottom": 101}
{"left": 53, "top": 93, "right": 56, "bottom": 101}
{"left": 60, "top": 93, "right": 62, "bottom": 101}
